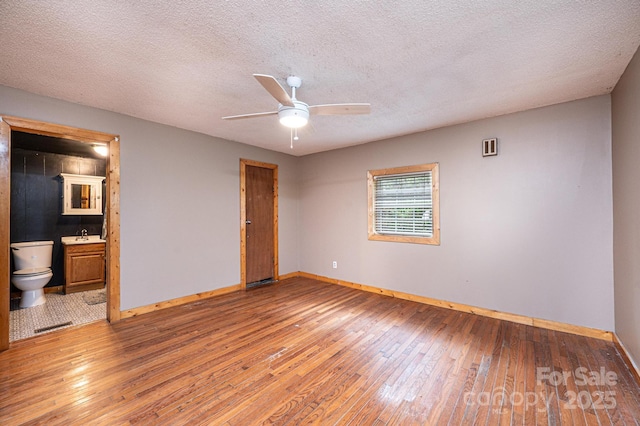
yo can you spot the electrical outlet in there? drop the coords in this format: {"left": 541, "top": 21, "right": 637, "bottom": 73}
{"left": 332, "top": 261, "right": 338, "bottom": 269}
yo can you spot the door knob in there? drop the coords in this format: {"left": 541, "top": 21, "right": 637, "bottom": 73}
{"left": 246, "top": 220, "right": 252, "bottom": 224}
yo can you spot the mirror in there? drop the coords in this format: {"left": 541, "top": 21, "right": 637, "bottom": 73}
{"left": 71, "top": 184, "right": 91, "bottom": 209}
{"left": 60, "top": 173, "right": 105, "bottom": 215}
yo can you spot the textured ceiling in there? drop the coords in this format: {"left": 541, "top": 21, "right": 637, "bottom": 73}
{"left": 1, "top": 1, "right": 639, "bottom": 156}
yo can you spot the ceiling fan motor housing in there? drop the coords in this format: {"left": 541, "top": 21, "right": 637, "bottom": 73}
{"left": 278, "top": 100, "right": 309, "bottom": 128}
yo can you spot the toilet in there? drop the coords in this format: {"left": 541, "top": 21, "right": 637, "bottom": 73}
{"left": 10, "top": 241, "right": 54, "bottom": 308}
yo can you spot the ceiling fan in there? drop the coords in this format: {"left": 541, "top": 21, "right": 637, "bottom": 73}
{"left": 222, "top": 74, "right": 371, "bottom": 143}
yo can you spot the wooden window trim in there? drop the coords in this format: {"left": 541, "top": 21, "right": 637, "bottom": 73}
{"left": 367, "top": 163, "right": 440, "bottom": 245}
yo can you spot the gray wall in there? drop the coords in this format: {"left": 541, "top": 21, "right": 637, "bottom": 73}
{"left": 299, "top": 96, "right": 614, "bottom": 331}
{"left": 0, "top": 84, "right": 619, "bottom": 334}
{"left": 612, "top": 46, "right": 640, "bottom": 368}
{"left": 0, "top": 85, "right": 299, "bottom": 310}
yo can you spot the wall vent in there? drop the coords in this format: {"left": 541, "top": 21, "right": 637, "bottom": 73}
{"left": 482, "top": 138, "right": 498, "bottom": 157}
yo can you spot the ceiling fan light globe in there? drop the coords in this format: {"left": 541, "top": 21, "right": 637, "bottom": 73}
{"left": 278, "top": 108, "right": 309, "bottom": 128}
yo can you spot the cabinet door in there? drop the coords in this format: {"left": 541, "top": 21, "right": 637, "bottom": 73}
{"left": 64, "top": 243, "right": 106, "bottom": 293}
{"left": 69, "top": 252, "right": 105, "bottom": 285}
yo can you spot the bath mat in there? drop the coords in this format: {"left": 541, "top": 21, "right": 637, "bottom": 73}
{"left": 83, "top": 290, "right": 107, "bottom": 305}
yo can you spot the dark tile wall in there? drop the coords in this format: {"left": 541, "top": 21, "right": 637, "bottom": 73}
{"left": 10, "top": 148, "right": 107, "bottom": 289}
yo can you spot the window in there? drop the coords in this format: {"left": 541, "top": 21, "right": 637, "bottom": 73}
{"left": 367, "top": 163, "right": 440, "bottom": 245}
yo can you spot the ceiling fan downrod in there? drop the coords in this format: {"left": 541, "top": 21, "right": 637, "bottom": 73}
{"left": 286, "top": 76, "right": 302, "bottom": 100}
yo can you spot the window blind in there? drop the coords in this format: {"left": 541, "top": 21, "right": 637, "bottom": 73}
{"left": 373, "top": 171, "right": 433, "bottom": 237}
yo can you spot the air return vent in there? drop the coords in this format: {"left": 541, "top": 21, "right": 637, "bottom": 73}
{"left": 482, "top": 138, "right": 498, "bottom": 157}
{"left": 246, "top": 278, "right": 276, "bottom": 289}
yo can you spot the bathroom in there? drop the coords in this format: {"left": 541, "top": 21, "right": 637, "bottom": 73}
{"left": 9, "top": 130, "right": 108, "bottom": 341}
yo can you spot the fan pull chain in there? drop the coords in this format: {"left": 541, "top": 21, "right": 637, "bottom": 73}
{"left": 290, "top": 128, "right": 299, "bottom": 149}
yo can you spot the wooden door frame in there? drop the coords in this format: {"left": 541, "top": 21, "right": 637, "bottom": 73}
{"left": 0, "top": 116, "right": 121, "bottom": 350}
{"left": 240, "top": 159, "right": 278, "bottom": 289}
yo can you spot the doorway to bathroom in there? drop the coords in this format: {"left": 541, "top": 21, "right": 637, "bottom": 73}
{"left": 240, "top": 159, "right": 278, "bottom": 288}
{"left": 0, "top": 116, "right": 121, "bottom": 350}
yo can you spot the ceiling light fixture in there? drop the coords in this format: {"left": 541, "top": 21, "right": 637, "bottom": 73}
{"left": 278, "top": 101, "right": 309, "bottom": 128}
{"left": 92, "top": 144, "right": 108, "bottom": 156}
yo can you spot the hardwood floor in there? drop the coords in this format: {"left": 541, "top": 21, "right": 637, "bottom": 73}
{"left": 1, "top": 277, "right": 639, "bottom": 425}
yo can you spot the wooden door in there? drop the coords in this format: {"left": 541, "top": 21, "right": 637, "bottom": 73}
{"left": 245, "top": 165, "right": 275, "bottom": 284}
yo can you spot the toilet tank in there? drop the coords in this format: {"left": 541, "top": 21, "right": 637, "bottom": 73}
{"left": 10, "top": 241, "right": 54, "bottom": 270}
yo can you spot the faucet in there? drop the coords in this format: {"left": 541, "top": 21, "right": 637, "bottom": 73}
{"left": 77, "top": 229, "right": 88, "bottom": 240}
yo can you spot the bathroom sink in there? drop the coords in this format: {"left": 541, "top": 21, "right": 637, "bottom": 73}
{"left": 61, "top": 235, "right": 106, "bottom": 245}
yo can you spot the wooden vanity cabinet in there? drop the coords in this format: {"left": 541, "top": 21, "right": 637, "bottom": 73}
{"left": 64, "top": 242, "right": 106, "bottom": 294}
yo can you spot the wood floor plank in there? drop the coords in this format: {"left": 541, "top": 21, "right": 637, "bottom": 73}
{"left": 442, "top": 314, "right": 497, "bottom": 425}
{"left": 1, "top": 277, "right": 639, "bottom": 425}
{"left": 594, "top": 338, "right": 640, "bottom": 425}
{"left": 405, "top": 313, "right": 478, "bottom": 424}
{"left": 266, "top": 319, "right": 420, "bottom": 423}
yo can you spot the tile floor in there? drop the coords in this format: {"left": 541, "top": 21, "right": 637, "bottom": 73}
{"left": 10, "top": 288, "right": 106, "bottom": 342}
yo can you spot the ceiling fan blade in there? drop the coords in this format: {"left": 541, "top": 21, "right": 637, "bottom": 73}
{"left": 253, "top": 74, "right": 294, "bottom": 107}
{"left": 308, "top": 103, "right": 371, "bottom": 115}
{"left": 221, "top": 111, "right": 278, "bottom": 120}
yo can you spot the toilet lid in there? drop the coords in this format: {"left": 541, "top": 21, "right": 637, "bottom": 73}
{"left": 13, "top": 267, "right": 51, "bottom": 276}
